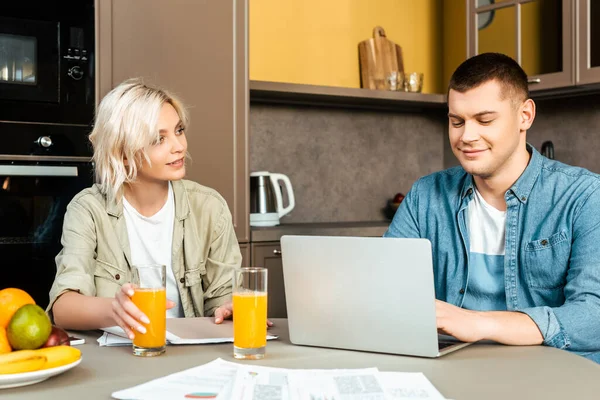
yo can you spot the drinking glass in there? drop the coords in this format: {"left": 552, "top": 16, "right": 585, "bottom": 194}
{"left": 233, "top": 267, "right": 268, "bottom": 360}
{"left": 131, "top": 264, "right": 167, "bottom": 357}
{"left": 403, "top": 72, "right": 424, "bottom": 92}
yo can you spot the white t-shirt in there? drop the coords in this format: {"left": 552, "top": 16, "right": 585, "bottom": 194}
{"left": 462, "top": 187, "right": 507, "bottom": 311}
{"left": 122, "top": 183, "right": 184, "bottom": 318}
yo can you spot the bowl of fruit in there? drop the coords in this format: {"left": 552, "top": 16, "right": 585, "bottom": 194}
{"left": 0, "top": 288, "right": 82, "bottom": 389}
{"left": 383, "top": 192, "right": 405, "bottom": 220}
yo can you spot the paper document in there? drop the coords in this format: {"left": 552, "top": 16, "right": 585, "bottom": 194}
{"left": 112, "top": 359, "right": 239, "bottom": 400}
{"left": 378, "top": 372, "right": 446, "bottom": 399}
{"left": 111, "top": 358, "right": 448, "bottom": 400}
{"left": 98, "top": 318, "right": 278, "bottom": 347}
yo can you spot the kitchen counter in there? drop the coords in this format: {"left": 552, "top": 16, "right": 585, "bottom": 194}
{"left": 250, "top": 221, "right": 390, "bottom": 242}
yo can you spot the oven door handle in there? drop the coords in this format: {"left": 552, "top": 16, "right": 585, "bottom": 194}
{"left": 0, "top": 165, "right": 79, "bottom": 177}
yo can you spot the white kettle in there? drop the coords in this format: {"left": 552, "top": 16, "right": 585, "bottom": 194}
{"left": 249, "top": 171, "right": 295, "bottom": 227}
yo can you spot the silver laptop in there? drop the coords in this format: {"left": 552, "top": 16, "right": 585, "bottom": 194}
{"left": 280, "top": 235, "right": 472, "bottom": 358}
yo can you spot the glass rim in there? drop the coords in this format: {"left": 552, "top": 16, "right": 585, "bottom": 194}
{"left": 240, "top": 267, "right": 267, "bottom": 273}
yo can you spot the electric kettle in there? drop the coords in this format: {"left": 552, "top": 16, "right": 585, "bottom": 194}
{"left": 250, "top": 171, "right": 295, "bottom": 227}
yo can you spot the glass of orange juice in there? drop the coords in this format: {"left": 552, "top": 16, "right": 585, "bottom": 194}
{"left": 131, "top": 264, "right": 166, "bottom": 357}
{"left": 233, "top": 267, "right": 268, "bottom": 360}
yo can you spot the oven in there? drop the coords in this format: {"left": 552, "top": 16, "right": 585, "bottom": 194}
{"left": 0, "top": 0, "right": 95, "bottom": 125}
{"left": 0, "top": 121, "right": 94, "bottom": 308}
{"left": 1, "top": 158, "right": 93, "bottom": 309}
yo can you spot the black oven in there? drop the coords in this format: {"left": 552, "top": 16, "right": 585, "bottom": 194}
{"left": 0, "top": 1, "right": 96, "bottom": 307}
{"left": 1, "top": 157, "right": 93, "bottom": 309}
{"left": 0, "top": 0, "right": 95, "bottom": 125}
{"left": 0, "top": 122, "right": 94, "bottom": 308}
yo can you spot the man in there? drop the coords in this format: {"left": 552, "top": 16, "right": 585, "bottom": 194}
{"left": 385, "top": 53, "right": 600, "bottom": 362}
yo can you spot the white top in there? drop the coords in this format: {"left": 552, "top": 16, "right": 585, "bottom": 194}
{"left": 122, "top": 182, "right": 184, "bottom": 318}
{"left": 463, "top": 187, "right": 507, "bottom": 311}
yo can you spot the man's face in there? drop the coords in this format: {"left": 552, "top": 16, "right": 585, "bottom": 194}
{"left": 448, "top": 80, "right": 531, "bottom": 180}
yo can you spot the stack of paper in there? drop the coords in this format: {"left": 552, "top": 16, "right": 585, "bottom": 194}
{"left": 111, "top": 358, "right": 448, "bottom": 400}
{"left": 98, "top": 318, "right": 278, "bottom": 347}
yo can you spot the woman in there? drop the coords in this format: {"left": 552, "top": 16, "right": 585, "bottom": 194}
{"left": 49, "top": 79, "right": 240, "bottom": 339}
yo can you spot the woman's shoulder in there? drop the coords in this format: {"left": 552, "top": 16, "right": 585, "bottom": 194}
{"left": 175, "top": 179, "right": 229, "bottom": 213}
{"left": 68, "top": 184, "right": 106, "bottom": 208}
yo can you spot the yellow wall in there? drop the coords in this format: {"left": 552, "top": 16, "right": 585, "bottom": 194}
{"left": 442, "top": 0, "right": 467, "bottom": 92}
{"left": 250, "top": 0, "right": 443, "bottom": 93}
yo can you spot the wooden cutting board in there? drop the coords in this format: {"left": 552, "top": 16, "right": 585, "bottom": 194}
{"left": 358, "top": 26, "right": 404, "bottom": 90}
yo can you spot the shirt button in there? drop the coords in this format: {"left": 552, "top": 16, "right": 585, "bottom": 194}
{"left": 180, "top": 277, "right": 185, "bottom": 284}
{"left": 459, "top": 288, "right": 465, "bottom": 295}
{"left": 541, "top": 239, "right": 548, "bottom": 246}
{"left": 115, "top": 274, "right": 120, "bottom": 280}
{"left": 521, "top": 196, "right": 527, "bottom": 201}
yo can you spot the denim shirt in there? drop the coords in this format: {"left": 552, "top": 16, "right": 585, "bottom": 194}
{"left": 385, "top": 145, "right": 600, "bottom": 362}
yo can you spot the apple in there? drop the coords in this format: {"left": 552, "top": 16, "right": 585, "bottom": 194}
{"left": 392, "top": 193, "right": 405, "bottom": 204}
{"left": 42, "top": 326, "right": 71, "bottom": 348}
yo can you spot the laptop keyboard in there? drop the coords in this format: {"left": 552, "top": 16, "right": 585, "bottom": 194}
{"left": 438, "top": 341, "right": 457, "bottom": 351}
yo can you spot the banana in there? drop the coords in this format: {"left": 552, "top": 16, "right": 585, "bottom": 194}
{"left": 35, "top": 346, "right": 81, "bottom": 370}
{"left": 0, "top": 350, "right": 47, "bottom": 374}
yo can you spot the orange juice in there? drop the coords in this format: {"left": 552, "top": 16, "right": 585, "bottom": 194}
{"left": 131, "top": 288, "right": 166, "bottom": 348}
{"left": 233, "top": 292, "right": 268, "bottom": 348}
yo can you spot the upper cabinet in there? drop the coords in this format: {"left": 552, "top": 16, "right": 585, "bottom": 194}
{"left": 95, "top": 0, "right": 250, "bottom": 242}
{"left": 468, "top": 0, "right": 600, "bottom": 93}
{"left": 468, "top": 0, "right": 573, "bottom": 92}
{"left": 577, "top": 0, "right": 600, "bottom": 84}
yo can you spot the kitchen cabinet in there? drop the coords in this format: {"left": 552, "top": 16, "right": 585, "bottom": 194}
{"left": 240, "top": 243, "right": 250, "bottom": 268}
{"left": 577, "top": 0, "right": 600, "bottom": 84}
{"left": 468, "top": 0, "right": 574, "bottom": 92}
{"left": 468, "top": 0, "right": 600, "bottom": 92}
{"left": 95, "top": 0, "right": 250, "bottom": 242}
{"left": 251, "top": 242, "right": 287, "bottom": 318}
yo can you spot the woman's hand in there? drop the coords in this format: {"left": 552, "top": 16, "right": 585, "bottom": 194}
{"left": 112, "top": 283, "right": 175, "bottom": 339}
{"left": 214, "top": 301, "right": 274, "bottom": 327}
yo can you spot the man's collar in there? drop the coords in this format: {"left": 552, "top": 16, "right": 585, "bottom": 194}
{"left": 459, "top": 143, "right": 543, "bottom": 204}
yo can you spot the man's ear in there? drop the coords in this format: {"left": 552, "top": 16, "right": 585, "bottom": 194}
{"left": 519, "top": 98, "right": 536, "bottom": 131}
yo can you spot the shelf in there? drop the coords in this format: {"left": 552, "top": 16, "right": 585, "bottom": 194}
{"left": 249, "top": 81, "right": 447, "bottom": 111}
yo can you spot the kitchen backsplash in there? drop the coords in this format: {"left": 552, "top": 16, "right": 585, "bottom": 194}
{"left": 527, "top": 94, "right": 600, "bottom": 173}
{"left": 250, "top": 104, "right": 445, "bottom": 223}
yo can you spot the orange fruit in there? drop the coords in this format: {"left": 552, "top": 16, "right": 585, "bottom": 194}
{"left": 0, "top": 288, "right": 35, "bottom": 328}
{"left": 0, "top": 327, "right": 11, "bottom": 353}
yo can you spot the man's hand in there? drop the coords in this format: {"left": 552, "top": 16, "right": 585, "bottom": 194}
{"left": 214, "top": 301, "right": 273, "bottom": 327}
{"left": 435, "top": 300, "right": 544, "bottom": 345}
{"left": 435, "top": 300, "right": 488, "bottom": 342}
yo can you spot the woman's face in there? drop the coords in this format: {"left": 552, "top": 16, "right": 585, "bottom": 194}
{"left": 136, "top": 103, "right": 187, "bottom": 184}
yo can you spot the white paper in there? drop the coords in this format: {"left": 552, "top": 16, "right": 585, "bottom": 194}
{"left": 112, "top": 358, "right": 238, "bottom": 400}
{"left": 97, "top": 326, "right": 278, "bottom": 347}
{"left": 288, "top": 368, "right": 388, "bottom": 400}
{"left": 378, "top": 372, "right": 446, "bottom": 400}
{"left": 111, "top": 358, "right": 448, "bottom": 400}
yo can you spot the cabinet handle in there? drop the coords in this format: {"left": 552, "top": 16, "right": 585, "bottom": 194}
{"left": 273, "top": 249, "right": 282, "bottom": 256}
{"left": 528, "top": 78, "right": 541, "bottom": 84}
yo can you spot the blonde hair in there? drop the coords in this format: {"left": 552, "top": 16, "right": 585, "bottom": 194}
{"left": 89, "top": 78, "right": 189, "bottom": 201}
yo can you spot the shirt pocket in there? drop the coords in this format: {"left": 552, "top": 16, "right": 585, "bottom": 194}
{"left": 94, "top": 259, "right": 128, "bottom": 297}
{"left": 524, "top": 231, "right": 570, "bottom": 290}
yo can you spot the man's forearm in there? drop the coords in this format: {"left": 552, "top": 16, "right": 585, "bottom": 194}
{"left": 52, "top": 291, "right": 115, "bottom": 330}
{"left": 479, "top": 311, "right": 544, "bottom": 345}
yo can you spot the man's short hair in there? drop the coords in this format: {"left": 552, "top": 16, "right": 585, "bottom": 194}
{"left": 448, "top": 53, "right": 529, "bottom": 104}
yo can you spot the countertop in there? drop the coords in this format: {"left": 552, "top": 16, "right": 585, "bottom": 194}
{"left": 250, "top": 221, "right": 390, "bottom": 242}
{"left": 5, "top": 319, "right": 600, "bottom": 400}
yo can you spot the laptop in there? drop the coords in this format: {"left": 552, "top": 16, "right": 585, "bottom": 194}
{"left": 280, "top": 235, "right": 472, "bottom": 358}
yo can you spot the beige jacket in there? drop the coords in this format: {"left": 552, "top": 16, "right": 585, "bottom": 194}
{"left": 48, "top": 179, "right": 241, "bottom": 318}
